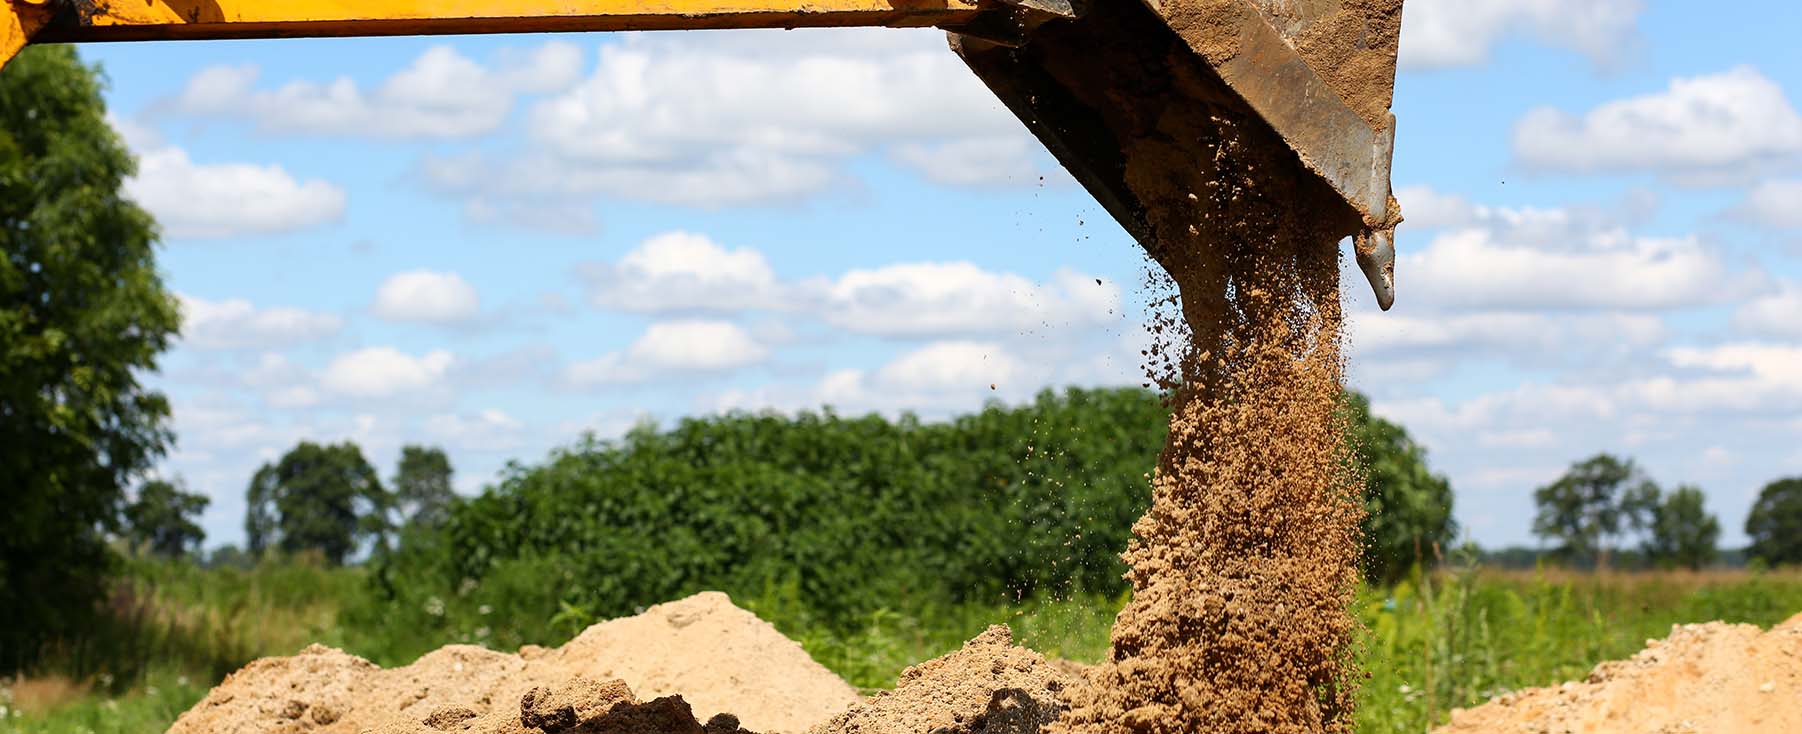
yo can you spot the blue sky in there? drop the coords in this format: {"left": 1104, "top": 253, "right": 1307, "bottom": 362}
{"left": 83, "top": 0, "right": 1802, "bottom": 550}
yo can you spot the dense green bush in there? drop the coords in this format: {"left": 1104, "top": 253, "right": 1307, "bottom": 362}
{"left": 366, "top": 388, "right": 1166, "bottom": 637}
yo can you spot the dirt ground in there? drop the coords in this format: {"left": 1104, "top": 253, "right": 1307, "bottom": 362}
{"left": 167, "top": 592, "right": 1079, "bottom": 734}
{"left": 1436, "top": 611, "right": 1802, "bottom": 734}
{"left": 167, "top": 593, "right": 857, "bottom": 734}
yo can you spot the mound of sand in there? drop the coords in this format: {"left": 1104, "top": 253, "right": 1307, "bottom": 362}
{"left": 1436, "top": 611, "right": 1802, "bottom": 734}
{"left": 814, "top": 625, "right": 1082, "bottom": 734}
{"left": 169, "top": 592, "right": 859, "bottom": 734}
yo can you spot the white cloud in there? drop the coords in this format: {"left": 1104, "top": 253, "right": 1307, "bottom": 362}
{"left": 574, "top": 232, "right": 1120, "bottom": 339}
{"left": 714, "top": 340, "right": 1028, "bottom": 416}
{"left": 166, "top": 43, "right": 583, "bottom": 138}
{"left": 1513, "top": 67, "right": 1802, "bottom": 179}
{"left": 823, "top": 263, "right": 1120, "bottom": 337}
{"left": 1478, "top": 428, "right": 1557, "bottom": 448}
{"left": 889, "top": 137, "right": 1042, "bottom": 186}
{"left": 177, "top": 294, "right": 342, "bottom": 349}
{"left": 425, "top": 409, "right": 528, "bottom": 452}
{"left": 1394, "top": 185, "right": 1474, "bottom": 231}
{"left": 577, "top": 232, "right": 786, "bottom": 312}
{"left": 1399, "top": 0, "right": 1642, "bottom": 69}
{"left": 1734, "top": 282, "right": 1802, "bottom": 338}
{"left": 321, "top": 347, "right": 455, "bottom": 397}
{"left": 372, "top": 270, "right": 481, "bottom": 324}
{"left": 1407, "top": 228, "right": 1746, "bottom": 311}
{"left": 126, "top": 146, "right": 346, "bottom": 239}
{"left": 1731, "top": 179, "right": 1802, "bottom": 228}
{"left": 565, "top": 320, "right": 768, "bottom": 386}
{"left": 1351, "top": 311, "right": 1664, "bottom": 368}
{"left": 421, "top": 29, "right": 1051, "bottom": 215}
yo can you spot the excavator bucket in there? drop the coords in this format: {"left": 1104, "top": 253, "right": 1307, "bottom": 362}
{"left": 953, "top": 0, "right": 1403, "bottom": 308}
{"left": 0, "top": 0, "right": 1402, "bottom": 305}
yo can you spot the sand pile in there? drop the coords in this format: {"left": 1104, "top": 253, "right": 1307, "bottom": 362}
{"left": 168, "top": 592, "right": 858, "bottom": 734}
{"left": 1436, "top": 612, "right": 1802, "bottom": 734}
{"left": 814, "top": 625, "right": 1082, "bottom": 734}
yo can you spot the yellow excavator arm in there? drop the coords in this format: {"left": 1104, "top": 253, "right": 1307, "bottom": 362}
{"left": 1, "top": 0, "right": 1404, "bottom": 307}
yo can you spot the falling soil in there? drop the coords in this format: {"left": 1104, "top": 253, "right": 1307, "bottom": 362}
{"left": 1435, "top": 612, "right": 1802, "bottom": 734}
{"left": 1050, "top": 41, "right": 1368, "bottom": 732}
{"left": 813, "top": 625, "right": 1082, "bottom": 734}
{"left": 167, "top": 592, "right": 858, "bottom": 734}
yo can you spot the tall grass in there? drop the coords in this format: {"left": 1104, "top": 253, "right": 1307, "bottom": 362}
{"left": 4, "top": 562, "right": 1800, "bottom": 733}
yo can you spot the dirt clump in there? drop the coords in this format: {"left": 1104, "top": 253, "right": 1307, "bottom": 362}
{"left": 814, "top": 625, "right": 1083, "bottom": 734}
{"left": 1436, "top": 612, "right": 1802, "bottom": 734}
{"left": 168, "top": 592, "right": 856, "bottom": 734}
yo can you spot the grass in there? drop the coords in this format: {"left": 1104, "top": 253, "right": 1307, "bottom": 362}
{"left": 4, "top": 562, "right": 1800, "bottom": 734}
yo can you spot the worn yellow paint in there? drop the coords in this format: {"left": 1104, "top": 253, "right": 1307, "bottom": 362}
{"left": 15, "top": 0, "right": 983, "bottom": 46}
{"left": 1, "top": 2, "right": 48, "bottom": 68}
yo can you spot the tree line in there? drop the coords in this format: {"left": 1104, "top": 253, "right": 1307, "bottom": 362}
{"left": 1529, "top": 453, "right": 1802, "bottom": 571}
{"left": 120, "top": 444, "right": 460, "bottom": 567}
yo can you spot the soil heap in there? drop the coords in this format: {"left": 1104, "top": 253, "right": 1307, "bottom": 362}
{"left": 814, "top": 625, "right": 1083, "bottom": 734}
{"left": 1436, "top": 612, "right": 1802, "bottom": 734}
{"left": 167, "top": 592, "right": 858, "bottom": 734}
{"left": 1053, "top": 53, "right": 1367, "bottom": 734}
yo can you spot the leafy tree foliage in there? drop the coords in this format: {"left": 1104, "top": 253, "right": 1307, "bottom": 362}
{"left": 382, "top": 388, "right": 1166, "bottom": 628}
{"left": 1747, "top": 477, "right": 1802, "bottom": 566}
{"left": 0, "top": 47, "right": 179, "bottom": 670}
{"left": 1344, "top": 392, "right": 1457, "bottom": 584}
{"left": 394, "top": 445, "right": 456, "bottom": 530}
{"left": 122, "top": 479, "right": 210, "bottom": 558}
{"left": 1640, "top": 485, "right": 1719, "bottom": 570}
{"left": 246, "top": 441, "right": 391, "bottom": 565}
{"left": 1532, "top": 454, "right": 1657, "bottom": 569}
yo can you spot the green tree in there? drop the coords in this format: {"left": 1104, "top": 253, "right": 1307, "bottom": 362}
{"left": 1746, "top": 477, "right": 1802, "bottom": 566}
{"left": 0, "top": 47, "right": 180, "bottom": 670}
{"left": 1532, "top": 454, "right": 1654, "bottom": 569}
{"left": 394, "top": 445, "right": 456, "bottom": 529}
{"left": 122, "top": 479, "right": 210, "bottom": 558}
{"left": 1343, "top": 392, "right": 1457, "bottom": 584}
{"left": 1641, "top": 484, "right": 1719, "bottom": 570}
{"left": 246, "top": 441, "right": 391, "bottom": 566}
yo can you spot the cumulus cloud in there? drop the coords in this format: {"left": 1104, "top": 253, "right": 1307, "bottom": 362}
{"left": 1351, "top": 311, "right": 1664, "bottom": 363}
{"left": 1734, "top": 281, "right": 1802, "bottom": 338}
{"left": 178, "top": 294, "right": 342, "bottom": 349}
{"left": 125, "top": 146, "right": 346, "bottom": 239}
{"left": 1399, "top": 0, "right": 1642, "bottom": 69}
{"left": 372, "top": 270, "right": 481, "bottom": 324}
{"left": 425, "top": 409, "right": 528, "bottom": 452}
{"left": 565, "top": 320, "right": 768, "bottom": 386}
{"left": 321, "top": 347, "right": 455, "bottom": 397}
{"left": 577, "top": 231, "right": 786, "bottom": 312}
{"left": 888, "top": 138, "right": 1043, "bottom": 186}
{"left": 822, "top": 263, "right": 1119, "bottom": 337}
{"left": 418, "top": 29, "right": 1054, "bottom": 215}
{"left": 1513, "top": 66, "right": 1802, "bottom": 180}
{"left": 1730, "top": 179, "right": 1802, "bottom": 228}
{"left": 1406, "top": 228, "right": 1748, "bottom": 311}
{"left": 164, "top": 43, "right": 584, "bottom": 138}
{"left": 575, "top": 232, "right": 1120, "bottom": 338}
{"left": 714, "top": 340, "right": 1028, "bottom": 416}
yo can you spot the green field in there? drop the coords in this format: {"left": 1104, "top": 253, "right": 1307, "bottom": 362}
{"left": 4, "top": 562, "right": 1799, "bottom": 734}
